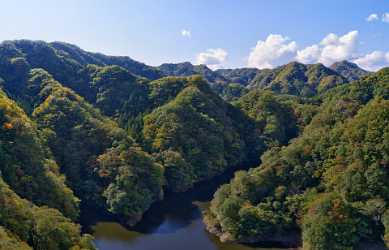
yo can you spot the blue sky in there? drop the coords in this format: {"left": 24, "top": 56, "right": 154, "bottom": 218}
{"left": 2, "top": 0, "right": 389, "bottom": 70}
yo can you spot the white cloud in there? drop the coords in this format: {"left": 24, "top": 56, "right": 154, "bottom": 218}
{"left": 366, "top": 13, "right": 379, "bottom": 22}
{"left": 296, "top": 30, "right": 359, "bottom": 66}
{"left": 181, "top": 29, "right": 191, "bottom": 38}
{"left": 382, "top": 13, "right": 389, "bottom": 23}
{"left": 354, "top": 51, "right": 389, "bottom": 71}
{"left": 247, "top": 34, "right": 297, "bottom": 69}
{"left": 196, "top": 48, "right": 227, "bottom": 70}
{"left": 247, "top": 30, "right": 389, "bottom": 71}
{"left": 320, "top": 31, "right": 359, "bottom": 65}
{"left": 296, "top": 44, "right": 321, "bottom": 64}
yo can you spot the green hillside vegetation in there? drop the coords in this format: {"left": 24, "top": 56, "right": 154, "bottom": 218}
{"left": 0, "top": 89, "right": 79, "bottom": 219}
{"left": 158, "top": 62, "right": 227, "bottom": 84}
{"left": 0, "top": 177, "right": 94, "bottom": 250}
{"left": 233, "top": 90, "right": 302, "bottom": 146}
{"left": 26, "top": 69, "right": 164, "bottom": 226}
{"left": 142, "top": 76, "right": 265, "bottom": 192}
{"left": 212, "top": 83, "right": 249, "bottom": 102}
{"left": 215, "top": 68, "right": 260, "bottom": 86}
{"left": 0, "top": 39, "right": 384, "bottom": 250}
{"left": 205, "top": 69, "right": 389, "bottom": 249}
{"left": 0, "top": 89, "right": 94, "bottom": 249}
{"left": 248, "top": 62, "right": 347, "bottom": 96}
{"left": 330, "top": 60, "right": 371, "bottom": 82}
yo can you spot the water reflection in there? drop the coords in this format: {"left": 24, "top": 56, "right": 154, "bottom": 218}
{"left": 83, "top": 170, "right": 296, "bottom": 250}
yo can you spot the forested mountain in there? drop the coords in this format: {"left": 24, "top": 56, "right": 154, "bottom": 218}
{"left": 0, "top": 40, "right": 271, "bottom": 249}
{"left": 157, "top": 62, "right": 250, "bottom": 101}
{"left": 215, "top": 68, "right": 260, "bottom": 86}
{"left": 157, "top": 60, "right": 368, "bottom": 100}
{"left": 0, "top": 40, "right": 163, "bottom": 82}
{"left": 247, "top": 62, "right": 348, "bottom": 96}
{"left": 0, "top": 39, "right": 385, "bottom": 250}
{"left": 0, "top": 89, "right": 93, "bottom": 249}
{"left": 158, "top": 62, "right": 228, "bottom": 84}
{"left": 205, "top": 68, "right": 389, "bottom": 249}
{"left": 330, "top": 60, "right": 371, "bottom": 82}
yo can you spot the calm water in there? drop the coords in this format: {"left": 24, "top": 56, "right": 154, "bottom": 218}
{"left": 82, "top": 170, "right": 297, "bottom": 250}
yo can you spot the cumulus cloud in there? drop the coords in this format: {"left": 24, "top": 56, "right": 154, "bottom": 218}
{"left": 354, "top": 51, "right": 389, "bottom": 71}
{"left": 366, "top": 13, "right": 379, "bottom": 22}
{"left": 247, "top": 34, "right": 297, "bottom": 69}
{"left": 382, "top": 13, "right": 389, "bottom": 23}
{"left": 247, "top": 30, "right": 388, "bottom": 71}
{"left": 196, "top": 48, "right": 227, "bottom": 70}
{"left": 296, "top": 45, "right": 321, "bottom": 64}
{"left": 296, "top": 30, "right": 359, "bottom": 66}
{"left": 181, "top": 29, "right": 191, "bottom": 38}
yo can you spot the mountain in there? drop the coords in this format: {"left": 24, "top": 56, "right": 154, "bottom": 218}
{"left": 247, "top": 61, "right": 348, "bottom": 96}
{"left": 205, "top": 68, "right": 389, "bottom": 249}
{"left": 0, "top": 39, "right": 386, "bottom": 250}
{"left": 330, "top": 60, "right": 371, "bottom": 81}
{"left": 0, "top": 40, "right": 281, "bottom": 248}
{"left": 0, "top": 40, "right": 163, "bottom": 83}
{"left": 0, "top": 87, "right": 94, "bottom": 249}
{"left": 157, "top": 61, "right": 370, "bottom": 100}
{"left": 51, "top": 41, "right": 164, "bottom": 80}
{"left": 142, "top": 76, "right": 263, "bottom": 191}
{"left": 157, "top": 61, "right": 366, "bottom": 100}
{"left": 158, "top": 63, "right": 262, "bottom": 87}
{"left": 157, "top": 62, "right": 252, "bottom": 101}
{"left": 215, "top": 68, "right": 260, "bottom": 86}
{"left": 158, "top": 62, "right": 228, "bottom": 84}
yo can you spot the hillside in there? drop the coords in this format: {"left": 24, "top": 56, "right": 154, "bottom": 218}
{"left": 0, "top": 40, "right": 284, "bottom": 249}
{"left": 205, "top": 68, "right": 389, "bottom": 249}
{"left": 0, "top": 39, "right": 385, "bottom": 250}
{"left": 158, "top": 62, "right": 227, "bottom": 84}
{"left": 157, "top": 61, "right": 368, "bottom": 100}
{"left": 215, "top": 68, "right": 260, "bottom": 86}
{"left": 247, "top": 61, "right": 348, "bottom": 96}
{"left": 330, "top": 60, "right": 371, "bottom": 81}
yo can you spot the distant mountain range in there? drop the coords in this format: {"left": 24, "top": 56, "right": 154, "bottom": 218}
{"left": 157, "top": 60, "right": 371, "bottom": 98}
{"left": 0, "top": 40, "right": 370, "bottom": 100}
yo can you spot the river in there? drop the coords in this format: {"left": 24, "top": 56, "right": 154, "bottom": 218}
{"left": 81, "top": 168, "right": 297, "bottom": 250}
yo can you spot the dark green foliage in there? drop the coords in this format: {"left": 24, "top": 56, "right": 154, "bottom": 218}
{"left": 0, "top": 177, "right": 94, "bottom": 250}
{"left": 79, "top": 65, "right": 148, "bottom": 118}
{"left": 330, "top": 60, "right": 370, "bottom": 82}
{"left": 97, "top": 146, "right": 164, "bottom": 225}
{"left": 248, "top": 62, "right": 347, "bottom": 96}
{"left": 0, "top": 39, "right": 385, "bottom": 250}
{"left": 158, "top": 63, "right": 253, "bottom": 101}
{"left": 51, "top": 41, "right": 163, "bottom": 80}
{"left": 206, "top": 68, "right": 389, "bottom": 249}
{"left": 215, "top": 68, "right": 260, "bottom": 86}
{"left": 154, "top": 150, "right": 194, "bottom": 192}
{"left": 143, "top": 76, "right": 264, "bottom": 191}
{"left": 212, "top": 83, "right": 249, "bottom": 102}
{"left": 0, "top": 40, "right": 162, "bottom": 83}
{"left": 158, "top": 62, "right": 227, "bottom": 84}
{"left": 0, "top": 90, "right": 79, "bottom": 220}
{"left": 25, "top": 69, "right": 163, "bottom": 225}
{"left": 302, "top": 193, "right": 365, "bottom": 250}
{"left": 233, "top": 90, "right": 299, "bottom": 145}
{"left": 29, "top": 69, "right": 127, "bottom": 201}
{"left": 0, "top": 226, "right": 31, "bottom": 250}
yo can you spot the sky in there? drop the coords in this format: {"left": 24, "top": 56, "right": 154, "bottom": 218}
{"left": 2, "top": 0, "right": 389, "bottom": 71}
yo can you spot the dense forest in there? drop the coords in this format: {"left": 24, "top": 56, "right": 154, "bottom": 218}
{"left": 0, "top": 39, "right": 387, "bottom": 250}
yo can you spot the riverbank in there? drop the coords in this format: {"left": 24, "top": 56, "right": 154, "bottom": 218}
{"left": 80, "top": 164, "right": 303, "bottom": 250}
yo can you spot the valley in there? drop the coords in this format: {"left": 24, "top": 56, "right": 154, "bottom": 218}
{"left": 1, "top": 39, "right": 389, "bottom": 250}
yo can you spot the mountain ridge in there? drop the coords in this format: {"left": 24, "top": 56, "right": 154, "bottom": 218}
{"left": 0, "top": 39, "right": 387, "bottom": 250}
